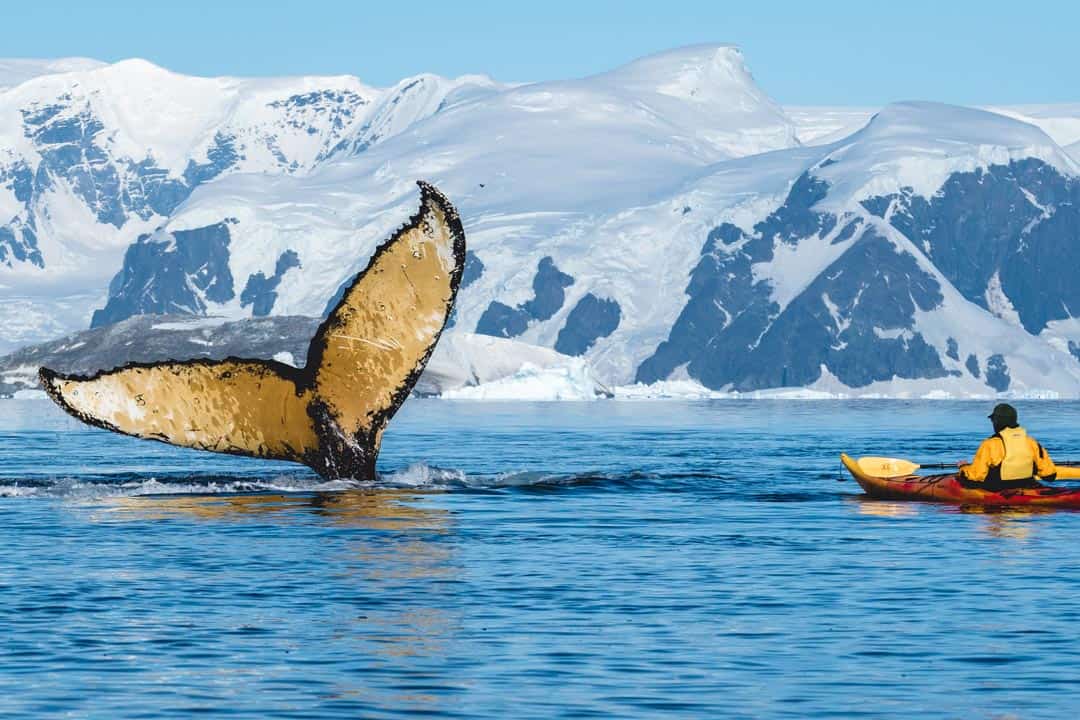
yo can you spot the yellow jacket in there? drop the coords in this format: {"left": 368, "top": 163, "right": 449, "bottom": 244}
{"left": 961, "top": 426, "right": 1056, "bottom": 483}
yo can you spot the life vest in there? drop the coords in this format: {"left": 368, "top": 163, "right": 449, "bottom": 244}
{"left": 998, "top": 426, "right": 1036, "bottom": 481}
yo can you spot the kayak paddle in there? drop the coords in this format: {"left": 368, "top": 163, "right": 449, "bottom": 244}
{"left": 853, "top": 456, "right": 1080, "bottom": 480}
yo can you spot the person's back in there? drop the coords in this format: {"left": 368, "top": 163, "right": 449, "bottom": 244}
{"left": 960, "top": 403, "right": 1056, "bottom": 490}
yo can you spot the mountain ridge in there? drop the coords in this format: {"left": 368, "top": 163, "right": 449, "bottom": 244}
{"left": 2, "top": 48, "right": 1080, "bottom": 398}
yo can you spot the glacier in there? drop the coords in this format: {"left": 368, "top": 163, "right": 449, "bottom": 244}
{"left": 2, "top": 46, "right": 1080, "bottom": 399}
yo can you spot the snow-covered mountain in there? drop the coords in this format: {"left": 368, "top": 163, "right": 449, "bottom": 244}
{"left": 639, "top": 103, "right": 1080, "bottom": 397}
{"left": 0, "top": 57, "right": 499, "bottom": 350}
{"left": 82, "top": 45, "right": 802, "bottom": 371}
{"left": 789, "top": 103, "right": 1080, "bottom": 150}
{"left": 3, "top": 46, "right": 1080, "bottom": 398}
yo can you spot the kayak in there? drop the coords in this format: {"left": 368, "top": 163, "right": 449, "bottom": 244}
{"left": 840, "top": 453, "right": 1080, "bottom": 507}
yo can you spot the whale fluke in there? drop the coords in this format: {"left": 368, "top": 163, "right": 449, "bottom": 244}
{"left": 40, "top": 181, "right": 466, "bottom": 480}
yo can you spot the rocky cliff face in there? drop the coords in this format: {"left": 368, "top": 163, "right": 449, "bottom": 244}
{"left": 638, "top": 151, "right": 1080, "bottom": 394}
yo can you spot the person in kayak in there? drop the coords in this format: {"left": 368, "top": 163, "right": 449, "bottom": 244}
{"left": 959, "top": 403, "right": 1057, "bottom": 490}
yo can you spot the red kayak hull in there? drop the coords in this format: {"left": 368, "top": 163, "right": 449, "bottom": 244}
{"left": 841, "top": 454, "right": 1080, "bottom": 507}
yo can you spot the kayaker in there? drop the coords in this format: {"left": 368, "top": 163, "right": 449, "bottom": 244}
{"left": 958, "top": 403, "right": 1057, "bottom": 490}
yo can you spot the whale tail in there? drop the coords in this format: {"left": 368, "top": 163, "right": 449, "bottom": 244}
{"left": 40, "top": 181, "right": 466, "bottom": 479}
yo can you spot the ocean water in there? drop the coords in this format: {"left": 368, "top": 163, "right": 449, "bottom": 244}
{"left": 3, "top": 398, "right": 1080, "bottom": 719}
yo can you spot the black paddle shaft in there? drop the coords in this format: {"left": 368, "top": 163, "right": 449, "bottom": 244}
{"left": 917, "top": 460, "right": 1080, "bottom": 469}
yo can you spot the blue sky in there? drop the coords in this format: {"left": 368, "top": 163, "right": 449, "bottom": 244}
{"left": 8, "top": 0, "right": 1078, "bottom": 105}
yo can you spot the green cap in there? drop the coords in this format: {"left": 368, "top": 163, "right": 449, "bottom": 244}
{"left": 988, "top": 403, "right": 1018, "bottom": 425}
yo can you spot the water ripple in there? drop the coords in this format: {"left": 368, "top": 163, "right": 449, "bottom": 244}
{"left": 1, "top": 398, "right": 1080, "bottom": 718}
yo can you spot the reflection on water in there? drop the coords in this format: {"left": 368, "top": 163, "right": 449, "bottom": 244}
{"left": 93, "top": 488, "right": 462, "bottom": 718}
{"left": 981, "top": 513, "right": 1035, "bottom": 541}
{"left": 4, "top": 399, "right": 1080, "bottom": 719}
{"left": 107, "top": 492, "right": 313, "bottom": 520}
{"left": 108, "top": 488, "right": 451, "bottom": 530}
{"left": 958, "top": 505, "right": 1063, "bottom": 541}
{"left": 852, "top": 496, "right": 1063, "bottom": 539}
{"left": 852, "top": 498, "right": 919, "bottom": 518}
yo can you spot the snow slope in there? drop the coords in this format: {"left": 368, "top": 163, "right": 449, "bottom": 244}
{"left": 5, "top": 48, "right": 1080, "bottom": 398}
{"left": 986, "top": 104, "right": 1080, "bottom": 150}
{"left": 92, "top": 66, "right": 1080, "bottom": 397}
{"left": 790, "top": 103, "right": 1080, "bottom": 150}
{"left": 810, "top": 101, "right": 1077, "bottom": 205}
{"left": 634, "top": 102, "right": 1080, "bottom": 396}
{"left": 784, "top": 106, "right": 875, "bottom": 145}
{"left": 2, "top": 46, "right": 796, "bottom": 351}
{"left": 0, "top": 57, "right": 503, "bottom": 350}
{"left": 85, "top": 45, "right": 802, "bottom": 378}
{"left": 1067, "top": 140, "right": 1080, "bottom": 164}
{"left": 0, "top": 58, "right": 104, "bottom": 89}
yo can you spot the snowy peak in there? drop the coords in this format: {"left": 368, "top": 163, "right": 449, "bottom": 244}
{"left": 301, "top": 42, "right": 798, "bottom": 219}
{"left": 5, "top": 50, "right": 1080, "bottom": 400}
{"left": 814, "top": 101, "right": 1078, "bottom": 205}
{"left": 588, "top": 44, "right": 798, "bottom": 158}
{"left": 57, "top": 45, "right": 803, "bottom": 360}
{"left": 332, "top": 72, "right": 502, "bottom": 156}
{"left": 0, "top": 55, "right": 473, "bottom": 298}
{"left": 0, "top": 57, "right": 106, "bottom": 90}
{"left": 603, "top": 44, "right": 775, "bottom": 111}
{"left": 853, "top": 101, "right": 1071, "bottom": 161}
{"left": 2, "top": 57, "right": 381, "bottom": 174}
{"left": 632, "top": 100, "right": 1080, "bottom": 396}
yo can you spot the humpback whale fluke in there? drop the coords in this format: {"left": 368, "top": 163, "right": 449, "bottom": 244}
{"left": 40, "top": 181, "right": 466, "bottom": 480}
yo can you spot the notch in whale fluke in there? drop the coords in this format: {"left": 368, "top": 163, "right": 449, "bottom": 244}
{"left": 40, "top": 181, "right": 467, "bottom": 480}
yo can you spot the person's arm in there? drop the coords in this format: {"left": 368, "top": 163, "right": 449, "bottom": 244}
{"left": 1033, "top": 439, "right": 1057, "bottom": 480}
{"left": 961, "top": 439, "right": 995, "bottom": 482}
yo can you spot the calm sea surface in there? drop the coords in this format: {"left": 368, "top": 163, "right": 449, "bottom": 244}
{"left": 3, "top": 398, "right": 1080, "bottom": 719}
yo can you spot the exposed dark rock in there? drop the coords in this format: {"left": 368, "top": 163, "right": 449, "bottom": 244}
{"left": 0, "top": 219, "right": 42, "bottom": 268}
{"left": 1, "top": 161, "right": 33, "bottom": 203}
{"left": 0, "top": 100, "right": 252, "bottom": 272}
{"left": 862, "top": 159, "right": 1080, "bottom": 334}
{"left": 753, "top": 171, "right": 837, "bottom": 248}
{"left": 638, "top": 171, "right": 846, "bottom": 386}
{"left": 832, "top": 218, "right": 862, "bottom": 245}
{"left": 523, "top": 257, "right": 575, "bottom": 321}
{"left": 183, "top": 132, "right": 242, "bottom": 187}
{"left": 985, "top": 354, "right": 1011, "bottom": 392}
{"left": 269, "top": 89, "right": 368, "bottom": 163}
{"left": 241, "top": 250, "right": 302, "bottom": 316}
{"left": 461, "top": 250, "right": 485, "bottom": 288}
{"left": 639, "top": 211, "right": 947, "bottom": 390}
{"left": 1069, "top": 341, "right": 1080, "bottom": 364}
{"left": 640, "top": 158, "right": 1080, "bottom": 391}
{"left": 476, "top": 256, "right": 574, "bottom": 338}
{"left": 555, "top": 294, "right": 621, "bottom": 356}
{"left": 91, "top": 220, "right": 237, "bottom": 327}
{"left": 966, "top": 354, "right": 981, "bottom": 378}
{"left": 18, "top": 100, "right": 224, "bottom": 230}
{"left": 475, "top": 301, "right": 529, "bottom": 338}
{"left": 702, "top": 230, "right": 946, "bottom": 390}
